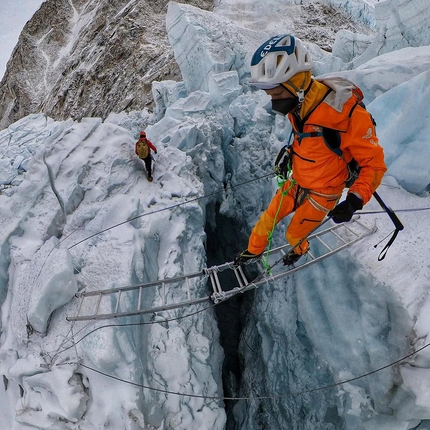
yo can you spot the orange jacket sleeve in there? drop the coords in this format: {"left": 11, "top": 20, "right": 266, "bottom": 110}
{"left": 341, "top": 106, "right": 387, "bottom": 204}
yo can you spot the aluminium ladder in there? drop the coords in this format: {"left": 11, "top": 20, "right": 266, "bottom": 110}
{"left": 66, "top": 217, "right": 376, "bottom": 322}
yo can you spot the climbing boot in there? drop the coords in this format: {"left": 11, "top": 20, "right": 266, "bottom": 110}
{"left": 283, "top": 249, "right": 307, "bottom": 266}
{"left": 234, "top": 249, "right": 263, "bottom": 266}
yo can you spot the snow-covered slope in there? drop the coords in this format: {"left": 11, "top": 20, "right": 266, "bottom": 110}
{"left": 1, "top": 0, "right": 430, "bottom": 429}
{"left": 0, "top": 112, "right": 226, "bottom": 429}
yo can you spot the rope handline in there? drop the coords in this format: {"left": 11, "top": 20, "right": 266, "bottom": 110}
{"left": 66, "top": 172, "right": 273, "bottom": 250}
{"left": 57, "top": 340, "right": 430, "bottom": 401}
{"left": 263, "top": 158, "right": 296, "bottom": 272}
{"left": 51, "top": 302, "right": 219, "bottom": 359}
{"left": 44, "top": 169, "right": 427, "bottom": 253}
{"left": 359, "top": 207, "right": 430, "bottom": 214}
{"left": 265, "top": 136, "right": 294, "bottom": 271}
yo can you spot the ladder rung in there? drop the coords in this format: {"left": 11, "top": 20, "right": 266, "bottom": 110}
{"left": 330, "top": 229, "right": 348, "bottom": 243}
{"left": 315, "top": 235, "right": 333, "bottom": 251}
{"left": 114, "top": 290, "right": 122, "bottom": 313}
{"left": 341, "top": 223, "right": 360, "bottom": 237}
{"left": 209, "top": 272, "right": 221, "bottom": 294}
{"left": 76, "top": 294, "right": 85, "bottom": 317}
{"left": 186, "top": 278, "right": 191, "bottom": 301}
{"left": 237, "top": 265, "right": 249, "bottom": 287}
{"left": 94, "top": 294, "right": 103, "bottom": 316}
{"left": 137, "top": 287, "right": 142, "bottom": 311}
{"left": 214, "top": 273, "right": 223, "bottom": 295}
{"left": 232, "top": 268, "right": 244, "bottom": 288}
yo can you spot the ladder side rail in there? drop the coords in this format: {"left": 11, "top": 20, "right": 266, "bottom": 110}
{"left": 219, "top": 227, "right": 375, "bottom": 303}
{"left": 206, "top": 262, "right": 236, "bottom": 274}
{"left": 267, "top": 223, "right": 344, "bottom": 256}
{"left": 66, "top": 296, "right": 212, "bottom": 322}
{"left": 267, "top": 230, "right": 375, "bottom": 283}
{"left": 226, "top": 245, "right": 351, "bottom": 299}
{"left": 79, "top": 271, "right": 205, "bottom": 297}
{"left": 218, "top": 222, "right": 351, "bottom": 269}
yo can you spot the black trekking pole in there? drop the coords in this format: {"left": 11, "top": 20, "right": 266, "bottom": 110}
{"left": 372, "top": 191, "right": 404, "bottom": 261}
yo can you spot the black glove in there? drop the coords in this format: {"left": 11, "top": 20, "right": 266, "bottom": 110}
{"left": 154, "top": 150, "right": 157, "bottom": 154}
{"left": 328, "top": 193, "right": 363, "bottom": 224}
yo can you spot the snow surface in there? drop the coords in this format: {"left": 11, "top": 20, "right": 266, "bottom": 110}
{"left": 1, "top": 0, "right": 430, "bottom": 429}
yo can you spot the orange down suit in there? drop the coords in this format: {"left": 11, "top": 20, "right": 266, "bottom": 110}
{"left": 247, "top": 77, "right": 387, "bottom": 256}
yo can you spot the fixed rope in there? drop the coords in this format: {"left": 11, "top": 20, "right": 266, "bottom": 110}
{"left": 54, "top": 173, "right": 427, "bottom": 252}
{"left": 64, "top": 172, "right": 273, "bottom": 250}
{"left": 55, "top": 339, "right": 430, "bottom": 402}
{"left": 263, "top": 165, "right": 296, "bottom": 272}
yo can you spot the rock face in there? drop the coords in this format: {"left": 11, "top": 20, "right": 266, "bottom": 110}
{"left": 0, "top": 0, "right": 213, "bottom": 130}
{"left": 0, "top": 0, "right": 377, "bottom": 131}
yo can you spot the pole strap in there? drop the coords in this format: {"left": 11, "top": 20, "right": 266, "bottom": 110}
{"left": 372, "top": 191, "right": 404, "bottom": 261}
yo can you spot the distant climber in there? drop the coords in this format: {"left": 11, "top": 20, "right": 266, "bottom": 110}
{"left": 235, "top": 34, "right": 387, "bottom": 267}
{"left": 135, "top": 131, "right": 157, "bottom": 182}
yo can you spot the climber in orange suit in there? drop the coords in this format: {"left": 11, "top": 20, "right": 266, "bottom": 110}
{"left": 235, "top": 34, "right": 387, "bottom": 266}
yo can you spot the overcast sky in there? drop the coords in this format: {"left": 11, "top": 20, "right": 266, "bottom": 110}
{"left": 0, "top": 0, "right": 44, "bottom": 79}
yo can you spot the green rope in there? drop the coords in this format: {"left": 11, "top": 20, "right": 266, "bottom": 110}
{"left": 262, "top": 163, "right": 296, "bottom": 273}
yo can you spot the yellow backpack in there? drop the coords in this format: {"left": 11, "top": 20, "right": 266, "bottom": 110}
{"left": 136, "top": 139, "right": 149, "bottom": 158}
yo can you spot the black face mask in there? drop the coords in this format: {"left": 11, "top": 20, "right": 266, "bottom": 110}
{"left": 271, "top": 98, "right": 299, "bottom": 115}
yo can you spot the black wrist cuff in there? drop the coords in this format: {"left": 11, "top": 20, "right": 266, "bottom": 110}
{"left": 347, "top": 193, "right": 363, "bottom": 210}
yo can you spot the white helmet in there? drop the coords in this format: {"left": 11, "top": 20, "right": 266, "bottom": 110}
{"left": 250, "top": 34, "right": 313, "bottom": 89}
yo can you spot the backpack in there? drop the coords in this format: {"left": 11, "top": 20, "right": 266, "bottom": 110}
{"left": 320, "top": 101, "right": 379, "bottom": 187}
{"left": 136, "top": 139, "right": 149, "bottom": 159}
{"left": 275, "top": 126, "right": 362, "bottom": 188}
{"left": 321, "top": 126, "right": 361, "bottom": 188}
{"left": 295, "top": 102, "right": 375, "bottom": 187}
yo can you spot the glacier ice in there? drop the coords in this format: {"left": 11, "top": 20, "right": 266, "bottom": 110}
{"left": 1, "top": 0, "right": 430, "bottom": 429}
{"left": 0, "top": 111, "right": 226, "bottom": 428}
